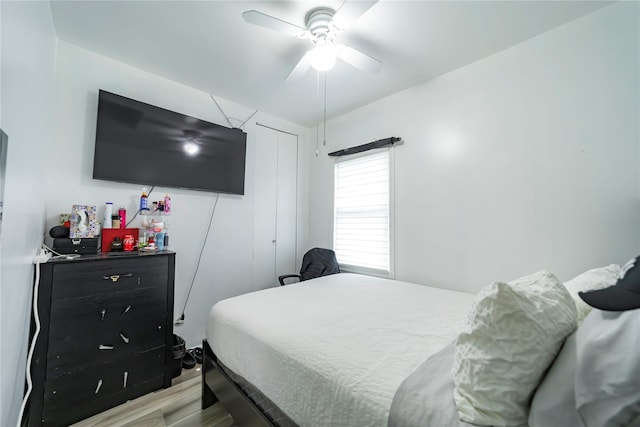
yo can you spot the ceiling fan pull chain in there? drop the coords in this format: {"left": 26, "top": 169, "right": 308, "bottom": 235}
{"left": 323, "top": 73, "right": 327, "bottom": 146}
{"left": 316, "top": 71, "right": 321, "bottom": 156}
{"left": 316, "top": 124, "right": 319, "bottom": 157}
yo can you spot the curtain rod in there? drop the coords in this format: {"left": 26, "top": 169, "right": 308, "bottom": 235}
{"left": 328, "top": 137, "right": 402, "bottom": 157}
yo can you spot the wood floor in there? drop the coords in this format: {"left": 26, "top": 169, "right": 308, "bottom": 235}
{"left": 70, "top": 367, "right": 235, "bottom": 427}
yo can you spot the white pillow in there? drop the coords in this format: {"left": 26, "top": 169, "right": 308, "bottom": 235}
{"left": 575, "top": 309, "right": 640, "bottom": 427}
{"left": 563, "top": 264, "right": 620, "bottom": 324}
{"left": 528, "top": 333, "right": 583, "bottom": 427}
{"left": 453, "top": 270, "right": 577, "bottom": 426}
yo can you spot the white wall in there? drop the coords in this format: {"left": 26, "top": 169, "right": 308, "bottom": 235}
{"left": 47, "top": 41, "right": 310, "bottom": 349}
{"left": 310, "top": 2, "right": 640, "bottom": 293}
{"left": 0, "top": 2, "right": 57, "bottom": 425}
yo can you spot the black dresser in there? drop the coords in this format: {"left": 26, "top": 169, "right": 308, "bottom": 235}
{"left": 27, "top": 251, "right": 175, "bottom": 426}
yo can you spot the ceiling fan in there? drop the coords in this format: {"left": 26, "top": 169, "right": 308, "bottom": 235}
{"left": 242, "top": 0, "right": 382, "bottom": 80}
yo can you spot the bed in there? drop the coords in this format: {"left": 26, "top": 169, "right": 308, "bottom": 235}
{"left": 202, "top": 268, "right": 640, "bottom": 427}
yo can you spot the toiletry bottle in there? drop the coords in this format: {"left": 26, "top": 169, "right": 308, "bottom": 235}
{"left": 111, "top": 215, "right": 121, "bottom": 229}
{"left": 118, "top": 206, "right": 126, "bottom": 229}
{"left": 164, "top": 194, "right": 171, "bottom": 214}
{"left": 104, "top": 202, "right": 113, "bottom": 229}
{"left": 140, "top": 188, "right": 149, "bottom": 213}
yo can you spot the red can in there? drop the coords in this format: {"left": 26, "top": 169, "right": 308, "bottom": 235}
{"left": 123, "top": 234, "right": 135, "bottom": 251}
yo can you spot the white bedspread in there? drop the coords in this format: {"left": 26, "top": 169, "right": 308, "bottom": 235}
{"left": 207, "top": 273, "right": 474, "bottom": 427}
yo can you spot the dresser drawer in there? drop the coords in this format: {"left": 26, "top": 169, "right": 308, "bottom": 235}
{"left": 46, "top": 280, "right": 168, "bottom": 378}
{"left": 46, "top": 317, "right": 167, "bottom": 379}
{"left": 48, "top": 286, "right": 167, "bottom": 351}
{"left": 42, "top": 347, "right": 165, "bottom": 423}
{"left": 51, "top": 256, "right": 169, "bottom": 301}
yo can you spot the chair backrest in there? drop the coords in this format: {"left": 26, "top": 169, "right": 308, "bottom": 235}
{"left": 299, "top": 248, "right": 340, "bottom": 281}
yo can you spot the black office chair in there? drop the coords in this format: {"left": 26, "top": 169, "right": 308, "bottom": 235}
{"left": 278, "top": 247, "right": 340, "bottom": 286}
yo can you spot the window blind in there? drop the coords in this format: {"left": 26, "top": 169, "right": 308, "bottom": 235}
{"left": 334, "top": 150, "right": 390, "bottom": 273}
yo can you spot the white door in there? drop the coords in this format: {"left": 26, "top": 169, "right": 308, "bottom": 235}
{"left": 254, "top": 125, "right": 298, "bottom": 287}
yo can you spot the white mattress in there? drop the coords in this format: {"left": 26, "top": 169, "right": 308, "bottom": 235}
{"left": 207, "top": 273, "right": 475, "bottom": 427}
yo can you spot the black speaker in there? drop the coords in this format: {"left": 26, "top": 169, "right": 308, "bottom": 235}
{"left": 49, "top": 225, "right": 69, "bottom": 238}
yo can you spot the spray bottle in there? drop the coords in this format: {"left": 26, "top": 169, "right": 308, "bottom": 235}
{"left": 118, "top": 206, "right": 126, "bottom": 229}
{"left": 140, "top": 188, "right": 149, "bottom": 213}
{"left": 164, "top": 193, "right": 171, "bottom": 214}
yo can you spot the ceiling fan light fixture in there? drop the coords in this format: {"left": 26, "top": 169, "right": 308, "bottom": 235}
{"left": 310, "top": 44, "right": 336, "bottom": 72}
{"left": 242, "top": 2, "right": 381, "bottom": 79}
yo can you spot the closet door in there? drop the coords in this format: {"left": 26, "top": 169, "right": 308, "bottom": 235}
{"left": 254, "top": 125, "right": 298, "bottom": 287}
{"left": 275, "top": 132, "right": 297, "bottom": 281}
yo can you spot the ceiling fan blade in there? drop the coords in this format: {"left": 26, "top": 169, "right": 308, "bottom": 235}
{"left": 242, "top": 10, "right": 306, "bottom": 38}
{"left": 332, "top": 0, "right": 378, "bottom": 31}
{"left": 286, "top": 52, "right": 312, "bottom": 81}
{"left": 335, "top": 44, "right": 382, "bottom": 74}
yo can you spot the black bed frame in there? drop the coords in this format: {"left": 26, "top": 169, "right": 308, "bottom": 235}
{"left": 201, "top": 339, "right": 276, "bottom": 426}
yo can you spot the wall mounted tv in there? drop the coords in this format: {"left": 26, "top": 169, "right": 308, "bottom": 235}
{"left": 93, "top": 90, "right": 247, "bottom": 195}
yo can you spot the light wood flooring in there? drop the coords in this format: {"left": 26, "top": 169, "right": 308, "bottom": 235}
{"left": 70, "top": 367, "right": 235, "bottom": 427}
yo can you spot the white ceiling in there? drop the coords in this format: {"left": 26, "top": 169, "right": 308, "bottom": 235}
{"left": 49, "top": 1, "right": 611, "bottom": 127}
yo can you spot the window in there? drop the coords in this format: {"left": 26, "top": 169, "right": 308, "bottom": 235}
{"left": 333, "top": 149, "right": 393, "bottom": 277}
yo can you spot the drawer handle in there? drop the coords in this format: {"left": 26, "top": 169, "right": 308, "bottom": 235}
{"left": 103, "top": 273, "right": 133, "bottom": 282}
{"left": 119, "top": 333, "right": 130, "bottom": 344}
{"left": 99, "top": 344, "right": 114, "bottom": 350}
{"left": 95, "top": 379, "right": 102, "bottom": 394}
{"left": 123, "top": 371, "right": 128, "bottom": 388}
{"left": 122, "top": 305, "right": 131, "bottom": 314}
{"left": 100, "top": 309, "right": 106, "bottom": 320}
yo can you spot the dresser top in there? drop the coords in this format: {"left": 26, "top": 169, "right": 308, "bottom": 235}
{"left": 46, "top": 250, "right": 175, "bottom": 264}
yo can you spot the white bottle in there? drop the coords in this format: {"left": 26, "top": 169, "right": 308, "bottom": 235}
{"left": 104, "top": 202, "right": 113, "bottom": 229}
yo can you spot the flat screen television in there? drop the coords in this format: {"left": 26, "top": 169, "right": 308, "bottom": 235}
{"left": 93, "top": 90, "right": 247, "bottom": 195}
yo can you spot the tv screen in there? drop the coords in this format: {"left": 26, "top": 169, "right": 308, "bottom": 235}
{"left": 93, "top": 90, "right": 247, "bottom": 195}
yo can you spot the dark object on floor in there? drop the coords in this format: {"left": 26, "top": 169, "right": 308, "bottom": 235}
{"left": 172, "top": 334, "right": 186, "bottom": 377}
{"left": 193, "top": 346, "right": 203, "bottom": 364}
{"left": 278, "top": 247, "right": 340, "bottom": 286}
{"left": 182, "top": 349, "right": 197, "bottom": 369}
